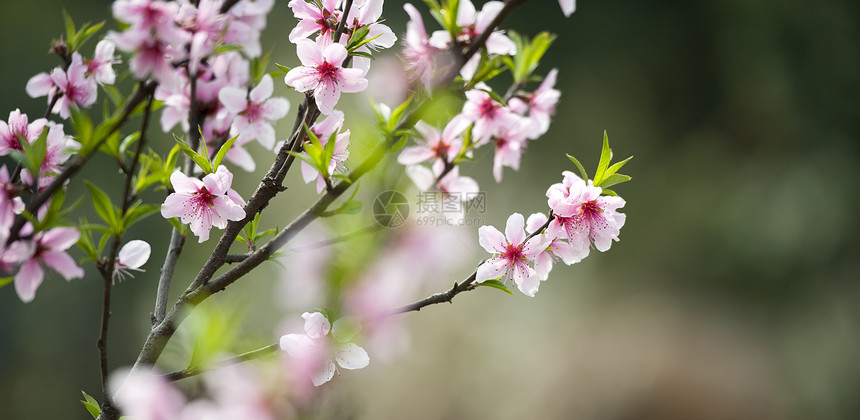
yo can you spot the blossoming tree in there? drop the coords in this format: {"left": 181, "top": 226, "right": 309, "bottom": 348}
{"left": 0, "top": 0, "right": 631, "bottom": 418}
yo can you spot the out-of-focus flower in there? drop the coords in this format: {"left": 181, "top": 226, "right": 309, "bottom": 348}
{"left": 476, "top": 213, "right": 551, "bottom": 296}
{"left": 160, "top": 166, "right": 246, "bottom": 243}
{"left": 283, "top": 36, "right": 368, "bottom": 115}
{"left": 490, "top": 119, "right": 531, "bottom": 182}
{"left": 219, "top": 74, "right": 290, "bottom": 150}
{"left": 428, "top": 0, "right": 517, "bottom": 80}
{"left": 559, "top": 0, "right": 576, "bottom": 17}
{"left": 224, "top": 0, "right": 275, "bottom": 58}
{"left": 114, "top": 240, "right": 151, "bottom": 282}
{"left": 401, "top": 3, "right": 439, "bottom": 87}
{"left": 509, "top": 68, "right": 560, "bottom": 139}
{"left": 279, "top": 312, "right": 370, "bottom": 386}
{"left": 0, "top": 109, "right": 47, "bottom": 156}
{"left": 27, "top": 53, "right": 97, "bottom": 119}
{"left": 21, "top": 123, "right": 80, "bottom": 184}
{"left": 10, "top": 227, "right": 84, "bottom": 303}
{"left": 111, "top": 367, "right": 186, "bottom": 420}
{"left": 397, "top": 116, "right": 470, "bottom": 166}
{"left": 87, "top": 40, "right": 118, "bottom": 85}
{"left": 461, "top": 84, "right": 519, "bottom": 145}
{"left": 297, "top": 110, "right": 351, "bottom": 193}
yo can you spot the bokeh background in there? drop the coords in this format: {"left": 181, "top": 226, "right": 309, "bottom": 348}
{"left": 1, "top": 0, "right": 859, "bottom": 419}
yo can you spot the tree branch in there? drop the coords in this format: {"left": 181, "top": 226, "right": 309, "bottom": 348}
{"left": 96, "top": 91, "right": 155, "bottom": 420}
{"left": 163, "top": 343, "right": 279, "bottom": 382}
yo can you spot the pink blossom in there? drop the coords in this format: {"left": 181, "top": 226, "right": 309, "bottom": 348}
{"left": 406, "top": 160, "right": 479, "bottom": 200}
{"left": 559, "top": 0, "right": 576, "bottom": 17}
{"left": 287, "top": 0, "right": 341, "bottom": 43}
{"left": 10, "top": 227, "right": 84, "bottom": 303}
{"left": 111, "top": 31, "right": 185, "bottom": 85}
{"left": 114, "top": 240, "right": 151, "bottom": 282}
{"left": 490, "top": 119, "right": 531, "bottom": 182}
{"left": 509, "top": 68, "right": 560, "bottom": 138}
{"left": 428, "top": 0, "right": 516, "bottom": 55}
{"left": 0, "top": 109, "right": 47, "bottom": 156}
{"left": 0, "top": 166, "right": 24, "bottom": 239}
{"left": 21, "top": 123, "right": 80, "bottom": 184}
{"left": 428, "top": 0, "right": 517, "bottom": 80}
{"left": 525, "top": 212, "right": 586, "bottom": 280}
{"left": 219, "top": 74, "right": 290, "bottom": 149}
{"left": 110, "top": 367, "right": 186, "bottom": 420}
{"left": 27, "top": 53, "right": 97, "bottom": 119}
{"left": 283, "top": 36, "right": 368, "bottom": 115}
{"left": 546, "top": 172, "right": 627, "bottom": 253}
{"left": 461, "top": 84, "right": 519, "bottom": 145}
{"left": 346, "top": 0, "right": 397, "bottom": 51}
{"left": 224, "top": 0, "right": 275, "bottom": 57}
{"left": 298, "top": 110, "right": 351, "bottom": 193}
{"left": 397, "top": 116, "right": 470, "bottom": 166}
{"left": 401, "top": 3, "right": 440, "bottom": 87}
{"left": 476, "top": 213, "right": 551, "bottom": 296}
{"left": 177, "top": 0, "right": 228, "bottom": 72}
{"left": 279, "top": 312, "right": 370, "bottom": 386}
{"left": 86, "top": 40, "right": 118, "bottom": 85}
{"left": 160, "top": 166, "right": 246, "bottom": 242}
{"left": 112, "top": 0, "right": 188, "bottom": 45}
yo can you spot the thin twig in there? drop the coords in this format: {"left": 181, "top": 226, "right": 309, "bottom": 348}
{"left": 128, "top": 0, "right": 529, "bottom": 373}
{"left": 163, "top": 343, "right": 279, "bottom": 382}
{"left": 96, "top": 90, "right": 156, "bottom": 419}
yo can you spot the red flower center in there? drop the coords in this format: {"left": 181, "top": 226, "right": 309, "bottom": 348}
{"left": 478, "top": 98, "right": 498, "bottom": 119}
{"left": 192, "top": 187, "right": 216, "bottom": 210}
{"left": 316, "top": 61, "right": 339, "bottom": 82}
{"left": 580, "top": 200, "right": 602, "bottom": 219}
{"left": 501, "top": 242, "right": 526, "bottom": 263}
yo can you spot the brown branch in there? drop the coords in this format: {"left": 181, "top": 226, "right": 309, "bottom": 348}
{"left": 128, "top": 0, "right": 530, "bottom": 374}
{"left": 163, "top": 343, "right": 279, "bottom": 382}
{"left": 96, "top": 91, "right": 155, "bottom": 420}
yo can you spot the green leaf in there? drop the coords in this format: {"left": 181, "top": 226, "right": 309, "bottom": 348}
{"left": 63, "top": 9, "right": 76, "bottom": 47}
{"left": 212, "top": 135, "right": 238, "bottom": 170}
{"left": 387, "top": 95, "right": 414, "bottom": 132}
{"left": 593, "top": 130, "right": 612, "bottom": 185}
{"left": 566, "top": 154, "right": 589, "bottom": 181}
{"left": 597, "top": 173, "right": 632, "bottom": 189}
{"left": 348, "top": 50, "right": 374, "bottom": 59}
{"left": 0, "top": 277, "right": 12, "bottom": 288}
{"left": 123, "top": 203, "right": 159, "bottom": 230}
{"left": 213, "top": 44, "right": 243, "bottom": 55}
{"left": 119, "top": 132, "right": 141, "bottom": 158}
{"left": 74, "top": 21, "right": 105, "bottom": 51}
{"left": 101, "top": 84, "right": 123, "bottom": 107}
{"left": 275, "top": 63, "right": 291, "bottom": 74}
{"left": 174, "top": 136, "right": 213, "bottom": 174}
{"left": 477, "top": 279, "right": 514, "bottom": 295}
{"left": 86, "top": 182, "right": 119, "bottom": 232}
{"left": 604, "top": 155, "right": 633, "bottom": 179}
{"left": 80, "top": 390, "right": 100, "bottom": 419}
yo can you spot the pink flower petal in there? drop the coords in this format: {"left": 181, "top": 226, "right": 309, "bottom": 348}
{"left": 118, "top": 240, "right": 151, "bottom": 270}
{"left": 335, "top": 343, "right": 369, "bottom": 370}
{"left": 15, "top": 259, "right": 44, "bottom": 303}
{"left": 41, "top": 251, "right": 84, "bottom": 281}
{"left": 478, "top": 225, "right": 507, "bottom": 254}
{"left": 504, "top": 213, "right": 526, "bottom": 246}
{"left": 476, "top": 257, "right": 507, "bottom": 283}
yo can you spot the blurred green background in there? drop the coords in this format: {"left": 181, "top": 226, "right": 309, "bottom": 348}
{"left": 1, "top": 0, "right": 859, "bottom": 419}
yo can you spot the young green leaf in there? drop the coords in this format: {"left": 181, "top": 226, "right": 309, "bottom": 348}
{"left": 566, "top": 154, "right": 589, "bottom": 181}
{"left": 476, "top": 279, "right": 514, "bottom": 295}
{"left": 80, "top": 391, "right": 100, "bottom": 419}
{"left": 212, "top": 135, "right": 238, "bottom": 170}
{"left": 86, "top": 182, "right": 119, "bottom": 232}
{"left": 593, "top": 131, "right": 613, "bottom": 185}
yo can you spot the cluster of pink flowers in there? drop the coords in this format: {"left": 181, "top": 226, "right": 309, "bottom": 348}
{"left": 398, "top": 3, "right": 564, "bottom": 200}
{"left": 26, "top": 40, "right": 116, "bottom": 119}
{"left": 0, "top": 109, "right": 88, "bottom": 303}
{"left": 476, "top": 172, "right": 626, "bottom": 296}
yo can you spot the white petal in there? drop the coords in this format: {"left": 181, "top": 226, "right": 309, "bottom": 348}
{"left": 118, "top": 240, "right": 151, "bottom": 269}
{"left": 335, "top": 343, "right": 370, "bottom": 370}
